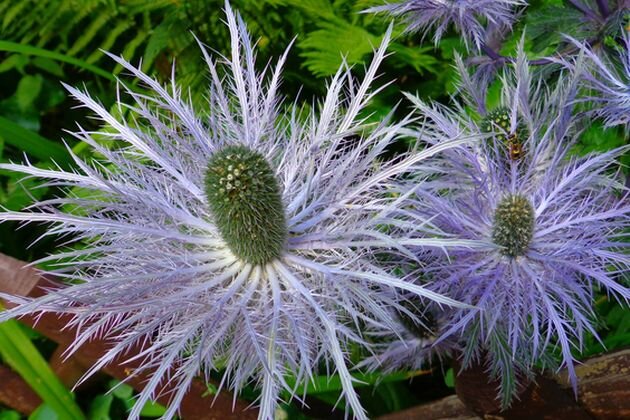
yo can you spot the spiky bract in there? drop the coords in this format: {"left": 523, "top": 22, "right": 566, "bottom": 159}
{"left": 0, "top": 3, "right": 467, "bottom": 420}
{"left": 366, "top": 0, "right": 526, "bottom": 50}
{"left": 358, "top": 300, "right": 456, "bottom": 374}
{"left": 403, "top": 46, "right": 630, "bottom": 406}
{"left": 562, "top": 32, "right": 630, "bottom": 129}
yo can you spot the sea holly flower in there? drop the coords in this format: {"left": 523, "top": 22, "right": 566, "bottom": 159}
{"left": 402, "top": 48, "right": 630, "bottom": 405}
{"left": 561, "top": 31, "right": 630, "bottom": 129}
{"left": 0, "top": 3, "right": 467, "bottom": 420}
{"left": 366, "top": 0, "right": 527, "bottom": 50}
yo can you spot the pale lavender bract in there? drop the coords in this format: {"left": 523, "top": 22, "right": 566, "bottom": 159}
{"left": 565, "top": 31, "right": 630, "bottom": 129}
{"left": 358, "top": 301, "right": 457, "bottom": 374}
{"left": 366, "top": 0, "right": 527, "bottom": 50}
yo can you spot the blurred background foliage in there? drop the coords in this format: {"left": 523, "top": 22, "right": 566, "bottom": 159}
{"left": 0, "top": 0, "right": 627, "bottom": 418}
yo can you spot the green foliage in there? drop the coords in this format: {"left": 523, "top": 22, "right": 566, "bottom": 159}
{"left": 283, "top": 369, "right": 429, "bottom": 397}
{"left": 526, "top": 6, "right": 591, "bottom": 53}
{"left": 444, "top": 368, "right": 454, "bottom": 388}
{"left": 0, "top": 41, "right": 114, "bottom": 81}
{"left": 0, "top": 117, "right": 69, "bottom": 163}
{"left": 0, "top": 410, "right": 20, "bottom": 420}
{"left": 28, "top": 404, "right": 59, "bottom": 420}
{"left": 581, "top": 297, "right": 630, "bottom": 357}
{"left": 275, "top": 0, "right": 439, "bottom": 87}
{"left": 575, "top": 122, "right": 627, "bottom": 155}
{"left": 0, "top": 306, "right": 85, "bottom": 420}
{"left": 300, "top": 19, "right": 380, "bottom": 76}
{"left": 87, "top": 380, "right": 168, "bottom": 420}
{"left": 88, "top": 394, "right": 114, "bottom": 420}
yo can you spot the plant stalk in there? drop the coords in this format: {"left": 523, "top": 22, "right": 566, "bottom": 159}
{"left": 595, "top": 0, "right": 611, "bottom": 17}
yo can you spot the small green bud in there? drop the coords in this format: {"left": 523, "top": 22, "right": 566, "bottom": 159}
{"left": 480, "top": 107, "right": 528, "bottom": 146}
{"left": 205, "top": 145, "right": 287, "bottom": 265}
{"left": 492, "top": 195, "right": 535, "bottom": 257}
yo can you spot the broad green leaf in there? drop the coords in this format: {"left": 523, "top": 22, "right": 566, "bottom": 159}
{"left": 28, "top": 404, "right": 58, "bottom": 420}
{"left": 0, "top": 41, "right": 115, "bottom": 81}
{"left": 139, "top": 401, "right": 167, "bottom": 418}
{"left": 109, "top": 380, "right": 134, "bottom": 400}
{"left": 0, "top": 96, "right": 40, "bottom": 132}
{"left": 16, "top": 74, "right": 43, "bottom": 112}
{"left": 88, "top": 394, "right": 114, "bottom": 420}
{"left": 444, "top": 368, "right": 455, "bottom": 388}
{"left": 370, "top": 381, "right": 416, "bottom": 414}
{"left": 0, "top": 175, "right": 48, "bottom": 211}
{"left": 38, "top": 79, "right": 66, "bottom": 110}
{"left": 31, "top": 57, "right": 65, "bottom": 78}
{"left": 577, "top": 122, "right": 625, "bottom": 154}
{"left": 0, "top": 410, "right": 21, "bottom": 420}
{"left": 0, "top": 54, "right": 28, "bottom": 73}
{"left": 0, "top": 116, "right": 69, "bottom": 163}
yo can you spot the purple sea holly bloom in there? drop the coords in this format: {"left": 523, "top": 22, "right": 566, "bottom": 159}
{"left": 402, "top": 46, "right": 630, "bottom": 405}
{"left": 562, "top": 31, "right": 630, "bottom": 129}
{"left": 0, "top": 3, "right": 470, "bottom": 419}
{"left": 366, "top": 0, "right": 527, "bottom": 50}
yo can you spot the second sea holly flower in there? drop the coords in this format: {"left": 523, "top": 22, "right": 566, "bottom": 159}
{"left": 399, "top": 47, "right": 630, "bottom": 405}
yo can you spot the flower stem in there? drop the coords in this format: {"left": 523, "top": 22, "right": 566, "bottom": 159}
{"left": 480, "top": 43, "right": 503, "bottom": 61}
{"left": 595, "top": 0, "right": 611, "bottom": 17}
{"left": 529, "top": 57, "right": 554, "bottom": 65}
{"left": 479, "top": 43, "right": 552, "bottom": 66}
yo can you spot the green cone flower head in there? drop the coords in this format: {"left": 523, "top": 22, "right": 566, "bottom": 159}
{"left": 205, "top": 145, "right": 287, "bottom": 265}
{"left": 481, "top": 106, "right": 528, "bottom": 146}
{"left": 491, "top": 194, "right": 535, "bottom": 257}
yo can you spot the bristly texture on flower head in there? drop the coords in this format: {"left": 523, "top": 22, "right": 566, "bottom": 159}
{"left": 403, "top": 44, "right": 630, "bottom": 406}
{"left": 365, "top": 0, "right": 527, "bottom": 50}
{"left": 560, "top": 31, "right": 630, "bottom": 130}
{"left": 357, "top": 298, "right": 458, "bottom": 374}
{"left": 0, "top": 3, "right": 469, "bottom": 419}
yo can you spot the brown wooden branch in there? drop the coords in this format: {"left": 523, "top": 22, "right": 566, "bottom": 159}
{"left": 0, "top": 253, "right": 258, "bottom": 420}
{"left": 379, "top": 348, "right": 630, "bottom": 420}
{"left": 556, "top": 349, "right": 630, "bottom": 419}
{"left": 454, "top": 360, "right": 591, "bottom": 420}
{"left": 49, "top": 345, "right": 97, "bottom": 389}
{"left": 378, "top": 395, "right": 476, "bottom": 420}
{"left": 0, "top": 363, "right": 42, "bottom": 414}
